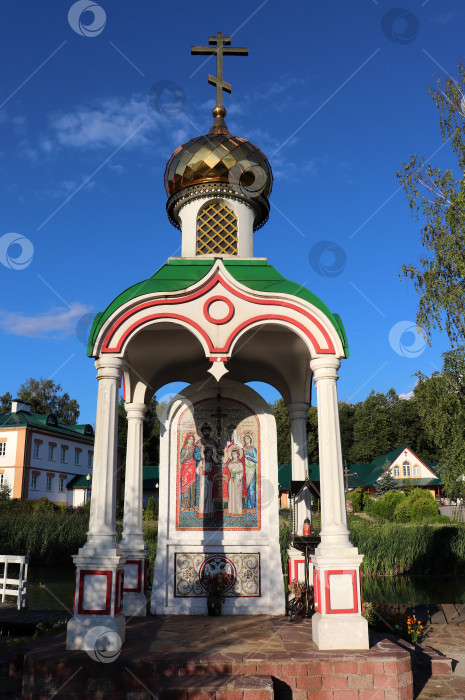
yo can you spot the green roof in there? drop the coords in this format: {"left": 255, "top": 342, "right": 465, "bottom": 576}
{"left": 87, "top": 258, "right": 348, "bottom": 357}
{"left": 67, "top": 475, "right": 92, "bottom": 489}
{"left": 143, "top": 465, "right": 159, "bottom": 489}
{"left": 0, "top": 410, "right": 94, "bottom": 442}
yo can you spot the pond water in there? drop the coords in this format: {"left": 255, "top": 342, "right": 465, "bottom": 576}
{"left": 22, "top": 565, "right": 465, "bottom": 610}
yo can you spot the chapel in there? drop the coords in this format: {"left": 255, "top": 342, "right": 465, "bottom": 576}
{"left": 66, "top": 33, "right": 369, "bottom": 652}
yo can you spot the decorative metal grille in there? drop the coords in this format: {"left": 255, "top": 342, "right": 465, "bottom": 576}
{"left": 196, "top": 201, "right": 238, "bottom": 255}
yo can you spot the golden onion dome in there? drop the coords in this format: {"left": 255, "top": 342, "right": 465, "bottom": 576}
{"left": 165, "top": 106, "right": 273, "bottom": 230}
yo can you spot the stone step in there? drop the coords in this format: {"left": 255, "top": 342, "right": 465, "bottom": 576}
{"left": 154, "top": 674, "right": 273, "bottom": 699}
{"left": 441, "top": 604, "right": 460, "bottom": 623}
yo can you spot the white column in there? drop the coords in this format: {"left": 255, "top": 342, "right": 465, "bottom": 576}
{"left": 66, "top": 356, "right": 126, "bottom": 651}
{"left": 86, "top": 357, "right": 124, "bottom": 550}
{"left": 309, "top": 356, "right": 368, "bottom": 650}
{"left": 120, "top": 403, "right": 148, "bottom": 616}
{"left": 310, "top": 358, "right": 350, "bottom": 552}
{"left": 288, "top": 402, "right": 311, "bottom": 535}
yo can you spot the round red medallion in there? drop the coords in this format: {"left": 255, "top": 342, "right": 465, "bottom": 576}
{"left": 203, "top": 296, "right": 235, "bottom": 325}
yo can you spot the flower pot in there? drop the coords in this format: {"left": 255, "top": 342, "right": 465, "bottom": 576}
{"left": 207, "top": 593, "right": 222, "bottom": 616}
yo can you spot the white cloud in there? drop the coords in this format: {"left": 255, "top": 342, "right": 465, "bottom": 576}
{"left": 47, "top": 96, "right": 165, "bottom": 151}
{"left": 0, "top": 302, "right": 92, "bottom": 339}
{"left": 398, "top": 391, "right": 414, "bottom": 400}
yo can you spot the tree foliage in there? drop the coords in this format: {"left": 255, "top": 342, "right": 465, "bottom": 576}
{"left": 414, "top": 347, "right": 465, "bottom": 500}
{"left": 0, "top": 392, "right": 12, "bottom": 413}
{"left": 376, "top": 467, "right": 402, "bottom": 496}
{"left": 13, "top": 378, "right": 80, "bottom": 423}
{"left": 397, "top": 61, "right": 465, "bottom": 346}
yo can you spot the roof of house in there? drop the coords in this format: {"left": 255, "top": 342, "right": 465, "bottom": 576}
{"left": 67, "top": 474, "right": 92, "bottom": 489}
{"left": 143, "top": 465, "right": 159, "bottom": 489}
{"left": 87, "top": 259, "right": 348, "bottom": 357}
{"left": 0, "top": 410, "right": 94, "bottom": 442}
{"left": 281, "top": 446, "right": 441, "bottom": 490}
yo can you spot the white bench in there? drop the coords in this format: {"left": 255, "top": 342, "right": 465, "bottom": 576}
{"left": 0, "top": 555, "right": 29, "bottom": 610}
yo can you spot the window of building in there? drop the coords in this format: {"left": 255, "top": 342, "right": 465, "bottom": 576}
{"left": 59, "top": 477, "right": 65, "bottom": 493}
{"left": 60, "top": 446, "right": 67, "bottom": 463}
{"left": 413, "top": 464, "right": 420, "bottom": 477}
{"left": 48, "top": 444, "right": 55, "bottom": 461}
{"left": 87, "top": 452, "right": 93, "bottom": 468}
{"left": 0, "top": 442, "right": 6, "bottom": 457}
{"left": 196, "top": 201, "right": 238, "bottom": 255}
{"left": 75, "top": 448, "right": 81, "bottom": 466}
{"left": 403, "top": 461, "right": 411, "bottom": 477}
{"left": 31, "top": 473, "right": 38, "bottom": 490}
{"left": 0, "top": 474, "right": 3, "bottom": 487}
{"left": 33, "top": 441, "right": 41, "bottom": 459}
{"left": 394, "top": 465, "right": 400, "bottom": 477}
{"left": 46, "top": 476, "right": 52, "bottom": 491}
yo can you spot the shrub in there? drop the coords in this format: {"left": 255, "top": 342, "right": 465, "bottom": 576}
{"left": 32, "top": 497, "right": 58, "bottom": 513}
{"left": 143, "top": 496, "right": 158, "bottom": 521}
{"left": 365, "top": 491, "right": 406, "bottom": 520}
{"left": 350, "top": 489, "right": 366, "bottom": 512}
{"left": 393, "top": 489, "right": 441, "bottom": 523}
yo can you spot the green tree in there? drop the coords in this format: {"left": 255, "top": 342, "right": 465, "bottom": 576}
{"left": 17, "top": 378, "right": 79, "bottom": 423}
{"left": 0, "top": 392, "right": 12, "bottom": 413}
{"left": 414, "top": 347, "right": 465, "bottom": 501}
{"left": 397, "top": 61, "right": 465, "bottom": 346}
{"left": 376, "top": 467, "right": 402, "bottom": 496}
{"left": 272, "top": 398, "right": 291, "bottom": 465}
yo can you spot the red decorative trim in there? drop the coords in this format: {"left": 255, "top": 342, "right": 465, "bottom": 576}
{"left": 209, "top": 356, "right": 228, "bottom": 362}
{"left": 123, "top": 560, "right": 142, "bottom": 593}
{"left": 288, "top": 558, "right": 305, "bottom": 584}
{"left": 324, "top": 570, "right": 358, "bottom": 614}
{"left": 203, "top": 295, "right": 235, "bottom": 325}
{"left": 78, "top": 570, "right": 112, "bottom": 615}
{"left": 115, "top": 569, "right": 124, "bottom": 614}
{"left": 313, "top": 569, "right": 320, "bottom": 612}
{"left": 100, "top": 271, "right": 335, "bottom": 355}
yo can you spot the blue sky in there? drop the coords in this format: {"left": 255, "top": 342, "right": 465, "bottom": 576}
{"left": 0, "top": 0, "right": 462, "bottom": 423}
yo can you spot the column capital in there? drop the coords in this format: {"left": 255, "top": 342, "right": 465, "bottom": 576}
{"left": 125, "top": 402, "right": 147, "bottom": 421}
{"left": 95, "top": 356, "right": 124, "bottom": 380}
{"left": 310, "top": 356, "right": 340, "bottom": 382}
{"left": 287, "top": 402, "right": 310, "bottom": 421}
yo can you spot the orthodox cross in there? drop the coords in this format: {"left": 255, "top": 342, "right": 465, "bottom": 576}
{"left": 211, "top": 393, "right": 229, "bottom": 439}
{"left": 343, "top": 463, "right": 358, "bottom": 494}
{"left": 191, "top": 32, "right": 248, "bottom": 109}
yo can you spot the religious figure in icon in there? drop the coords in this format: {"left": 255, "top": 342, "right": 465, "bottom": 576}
{"left": 225, "top": 446, "right": 246, "bottom": 516}
{"left": 242, "top": 433, "right": 258, "bottom": 509}
{"left": 180, "top": 434, "right": 197, "bottom": 509}
{"left": 196, "top": 446, "right": 216, "bottom": 517}
{"left": 193, "top": 422, "right": 219, "bottom": 509}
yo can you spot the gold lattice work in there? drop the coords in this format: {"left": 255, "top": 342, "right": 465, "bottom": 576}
{"left": 196, "top": 201, "right": 238, "bottom": 255}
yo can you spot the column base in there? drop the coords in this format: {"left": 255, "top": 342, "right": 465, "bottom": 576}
{"left": 123, "top": 591, "right": 148, "bottom": 617}
{"left": 66, "top": 551, "right": 126, "bottom": 651}
{"left": 311, "top": 611, "right": 369, "bottom": 650}
{"left": 66, "top": 613, "right": 125, "bottom": 651}
{"left": 287, "top": 546, "right": 313, "bottom": 585}
{"left": 121, "top": 550, "right": 148, "bottom": 616}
